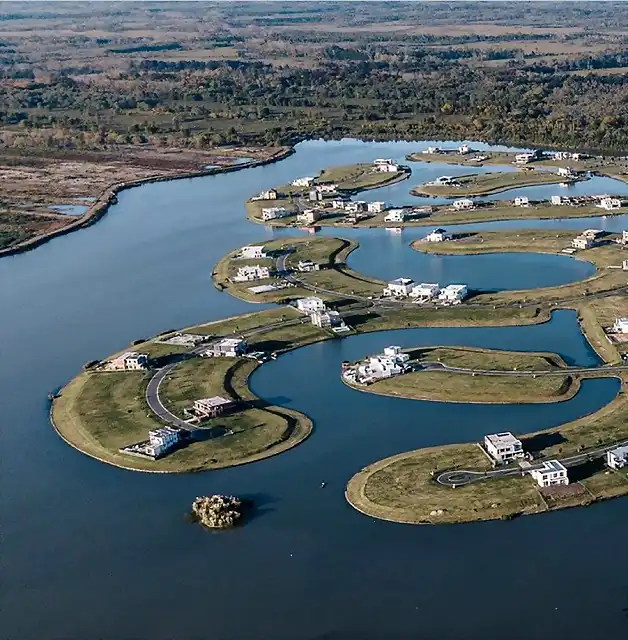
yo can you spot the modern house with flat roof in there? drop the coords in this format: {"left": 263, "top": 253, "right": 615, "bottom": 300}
{"left": 368, "top": 201, "right": 386, "bottom": 213}
{"left": 202, "top": 338, "right": 247, "bottom": 358}
{"left": 384, "top": 209, "right": 405, "bottom": 223}
{"left": 147, "top": 427, "right": 182, "bottom": 458}
{"left": 296, "top": 296, "right": 326, "bottom": 314}
{"left": 572, "top": 235, "right": 593, "bottom": 250}
{"left": 514, "top": 196, "right": 529, "bottom": 207}
{"left": 607, "top": 445, "right": 628, "bottom": 469}
{"left": 108, "top": 351, "right": 149, "bottom": 371}
{"left": 383, "top": 277, "right": 415, "bottom": 297}
{"left": 438, "top": 284, "right": 468, "bottom": 303}
{"left": 311, "top": 310, "right": 346, "bottom": 330}
{"left": 530, "top": 460, "right": 569, "bottom": 487}
{"left": 233, "top": 265, "right": 271, "bottom": 282}
{"left": 612, "top": 318, "right": 628, "bottom": 334}
{"left": 190, "top": 396, "right": 235, "bottom": 419}
{"left": 261, "top": 207, "right": 292, "bottom": 221}
{"left": 424, "top": 228, "right": 449, "bottom": 243}
{"left": 597, "top": 197, "right": 622, "bottom": 211}
{"left": 484, "top": 432, "right": 525, "bottom": 464}
{"left": 238, "top": 245, "right": 268, "bottom": 259}
{"left": 452, "top": 198, "right": 474, "bottom": 211}
{"left": 297, "top": 209, "right": 322, "bottom": 225}
{"left": 410, "top": 283, "right": 440, "bottom": 300}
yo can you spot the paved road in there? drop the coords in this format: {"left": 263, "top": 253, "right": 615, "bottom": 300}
{"left": 436, "top": 438, "right": 628, "bottom": 487}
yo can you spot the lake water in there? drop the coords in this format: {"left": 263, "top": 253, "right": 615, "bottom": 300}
{"left": 2, "top": 139, "right": 627, "bottom": 640}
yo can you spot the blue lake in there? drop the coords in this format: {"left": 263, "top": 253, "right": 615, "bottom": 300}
{"left": 1, "top": 139, "right": 627, "bottom": 640}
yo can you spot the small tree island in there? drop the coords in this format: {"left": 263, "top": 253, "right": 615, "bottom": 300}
{"left": 191, "top": 494, "right": 248, "bottom": 529}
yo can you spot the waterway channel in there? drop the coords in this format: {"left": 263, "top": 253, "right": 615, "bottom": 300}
{"left": 1, "top": 139, "right": 627, "bottom": 640}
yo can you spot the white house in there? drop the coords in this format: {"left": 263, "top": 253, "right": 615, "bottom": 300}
{"left": 297, "top": 209, "right": 322, "bottom": 225}
{"left": 410, "top": 283, "right": 440, "bottom": 300}
{"left": 530, "top": 460, "right": 569, "bottom": 488}
{"left": 438, "top": 284, "right": 468, "bottom": 303}
{"left": 484, "top": 432, "right": 525, "bottom": 464}
{"left": 623, "top": 259, "right": 628, "bottom": 271}
{"left": 311, "top": 310, "right": 344, "bottom": 329}
{"left": 557, "top": 166, "right": 576, "bottom": 178}
{"left": 296, "top": 259, "right": 320, "bottom": 272}
{"left": 514, "top": 196, "right": 530, "bottom": 207}
{"left": 332, "top": 199, "right": 348, "bottom": 209}
{"left": 434, "top": 175, "right": 456, "bottom": 185}
{"left": 612, "top": 317, "right": 628, "bottom": 333}
{"left": 234, "top": 265, "right": 271, "bottom": 282}
{"left": 147, "top": 427, "right": 182, "bottom": 458}
{"left": 572, "top": 235, "right": 593, "bottom": 250}
{"left": 423, "top": 146, "right": 441, "bottom": 154}
{"left": 515, "top": 151, "right": 542, "bottom": 164}
{"left": 551, "top": 195, "right": 568, "bottom": 205}
{"left": 203, "top": 338, "right": 247, "bottom": 358}
{"left": 452, "top": 199, "right": 474, "bottom": 211}
{"left": 258, "top": 188, "right": 278, "bottom": 200}
{"left": 191, "top": 396, "right": 234, "bottom": 419}
{"left": 458, "top": 144, "right": 470, "bottom": 155}
{"left": 358, "top": 346, "right": 410, "bottom": 380}
{"left": 346, "top": 201, "right": 367, "bottom": 213}
{"left": 622, "top": 230, "right": 628, "bottom": 245}
{"left": 368, "top": 201, "right": 386, "bottom": 213}
{"left": 109, "top": 351, "right": 149, "bottom": 371}
{"left": 597, "top": 197, "right": 622, "bottom": 211}
{"left": 374, "top": 158, "right": 394, "bottom": 166}
{"left": 375, "top": 162, "right": 399, "bottom": 173}
{"left": 384, "top": 209, "right": 405, "bottom": 223}
{"left": 261, "top": 207, "right": 292, "bottom": 221}
{"left": 383, "top": 278, "right": 415, "bottom": 297}
{"left": 424, "top": 228, "right": 449, "bottom": 243}
{"left": 296, "top": 296, "right": 326, "bottom": 314}
{"left": 607, "top": 445, "right": 628, "bottom": 469}
{"left": 292, "top": 176, "right": 315, "bottom": 187}
{"left": 315, "top": 184, "right": 338, "bottom": 194}
{"left": 308, "top": 189, "right": 323, "bottom": 202}
{"left": 239, "top": 245, "right": 267, "bottom": 259}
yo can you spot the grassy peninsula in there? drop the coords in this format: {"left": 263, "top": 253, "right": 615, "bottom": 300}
{"left": 346, "top": 371, "right": 628, "bottom": 525}
{"left": 411, "top": 170, "right": 570, "bottom": 198}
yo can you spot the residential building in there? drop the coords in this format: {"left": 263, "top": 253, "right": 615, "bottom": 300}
{"left": 530, "top": 460, "right": 569, "bottom": 488}
{"left": 375, "top": 162, "right": 399, "bottom": 173}
{"left": 296, "top": 259, "right": 320, "bottom": 272}
{"left": 424, "top": 228, "right": 449, "bottom": 243}
{"left": 622, "top": 230, "right": 628, "bottom": 244}
{"left": 582, "top": 229, "right": 603, "bottom": 240}
{"left": 367, "top": 201, "right": 386, "bottom": 213}
{"left": 515, "top": 150, "right": 542, "bottom": 164}
{"left": 384, "top": 209, "right": 405, "bottom": 223}
{"left": 332, "top": 198, "right": 348, "bottom": 209}
{"left": 358, "top": 346, "right": 410, "bottom": 380}
{"left": 612, "top": 318, "right": 628, "bottom": 333}
{"left": 409, "top": 206, "right": 434, "bottom": 217}
{"left": 239, "top": 245, "right": 267, "bottom": 259}
{"left": 191, "top": 396, "right": 235, "bottom": 419}
{"left": 311, "top": 310, "right": 344, "bottom": 329}
{"left": 623, "top": 259, "right": 628, "bottom": 271}
{"left": 374, "top": 158, "right": 394, "bottom": 166}
{"left": 606, "top": 445, "right": 628, "bottom": 470}
{"left": 484, "top": 432, "right": 525, "bottom": 464}
{"left": 147, "top": 427, "right": 182, "bottom": 458}
{"left": 434, "top": 175, "right": 455, "bottom": 185}
{"left": 315, "top": 184, "right": 338, "bottom": 194}
{"left": 292, "top": 176, "right": 315, "bottom": 187}
{"left": 261, "top": 207, "right": 292, "bottom": 221}
{"left": 203, "top": 338, "right": 247, "bottom": 358}
{"left": 557, "top": 166, "right": 576, "bottom": 178}
{"left": 452, "top": 199, "right": 474, "bottom": 211}
{"left": 572, "top": 235, "right": 593, "bottom": 250}
{"left": 597, "top": 197, "right": 622, "bottom": 211}
{"left": 346, "top": 201, "right": 367, "bottom": 213}
{"left": 410, "top": 283, "right": 440, "bottom": 300}
{"left": 233, "top": 265, "right": 271, "bottom": 282}
{"left": 258, "top": 188, "right": 278, "bottom": 200}
{"left": 109, "top": 351, "right": 149, "bottom": 371}
{"left": 296, "top": 296, "right": 326, "bottom": 314}
{"left": 458, "top": 144, "right": 470, "bottom": 155}
{"left": 297, "top": 209, "right": 322, "bottom": 225}
{"left": 551, "top": 195, "right": 567, "bottom": 205}
{"left": 514, "top": 196, "right": 530, "bottom": 207}
{"left": 383, "top": 277, "right": 415, "bottom": 297}
{"left": 438, "top": 284, "right": 468, "bottom": 303}
{"left": 423, "top": 146, "right": 441, "bottom": 154}
{"left": 308, "top": 189, "right": 323, "bottom": 202}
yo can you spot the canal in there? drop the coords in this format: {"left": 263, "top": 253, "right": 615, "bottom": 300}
{"left": 1, "top": 139, "right": 627, "bottom": 640}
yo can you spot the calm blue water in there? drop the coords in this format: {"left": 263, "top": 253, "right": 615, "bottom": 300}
{"left": 2, "top": 139, "right": 627, "bottom": 640}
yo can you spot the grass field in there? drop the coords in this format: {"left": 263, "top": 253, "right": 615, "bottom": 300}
{"left": 414, "top": 346, "right": 566, "bottom": 370}
{"left": 411, "top": 170, "right": 567, "bottom": 197}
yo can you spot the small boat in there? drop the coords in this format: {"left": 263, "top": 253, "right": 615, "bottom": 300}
{"left": 320, "top": 482, "right": 327, "bottom": 489}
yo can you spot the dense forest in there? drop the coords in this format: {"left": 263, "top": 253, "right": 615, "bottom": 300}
{"left": 1, "top": 1, "right": 628, "bottom": 152}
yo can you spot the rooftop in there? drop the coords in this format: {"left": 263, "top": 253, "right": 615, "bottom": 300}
{"left": 196, "top": 396, "right": 233, "bottom": 408}
{"left": 485, "top": 432, "right": 521, "bottom": 447}
{"left": 537, "top": 460, "right": 567, "bottom": 474}
{"left": 389, "top": 278, "right": 414, "bottom": 286}
{"left": 215, "top": 337, "right": 245, "bottom": 347}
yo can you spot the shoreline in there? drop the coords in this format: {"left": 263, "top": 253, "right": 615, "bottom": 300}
{"left": 0, "top": 146, "right": 294, "bottom": 259}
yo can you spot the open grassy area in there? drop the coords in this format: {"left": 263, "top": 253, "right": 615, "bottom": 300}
{"left": 414, "top": 346, "right": 567, "bottom": 370}
{"left": 362, "top": 369, "right": 578, "bottom": 404}
{"left": 346, "top": 372, "right": 628, "bottom": 524}
{"left": 411, "top": 170, "right": 567, "bottom": 197}
{"left": 317, "top": 163, "right": 409, "bottom": 192}
{"left": 413, "top": 230, "right": 628, "bottom": 306}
